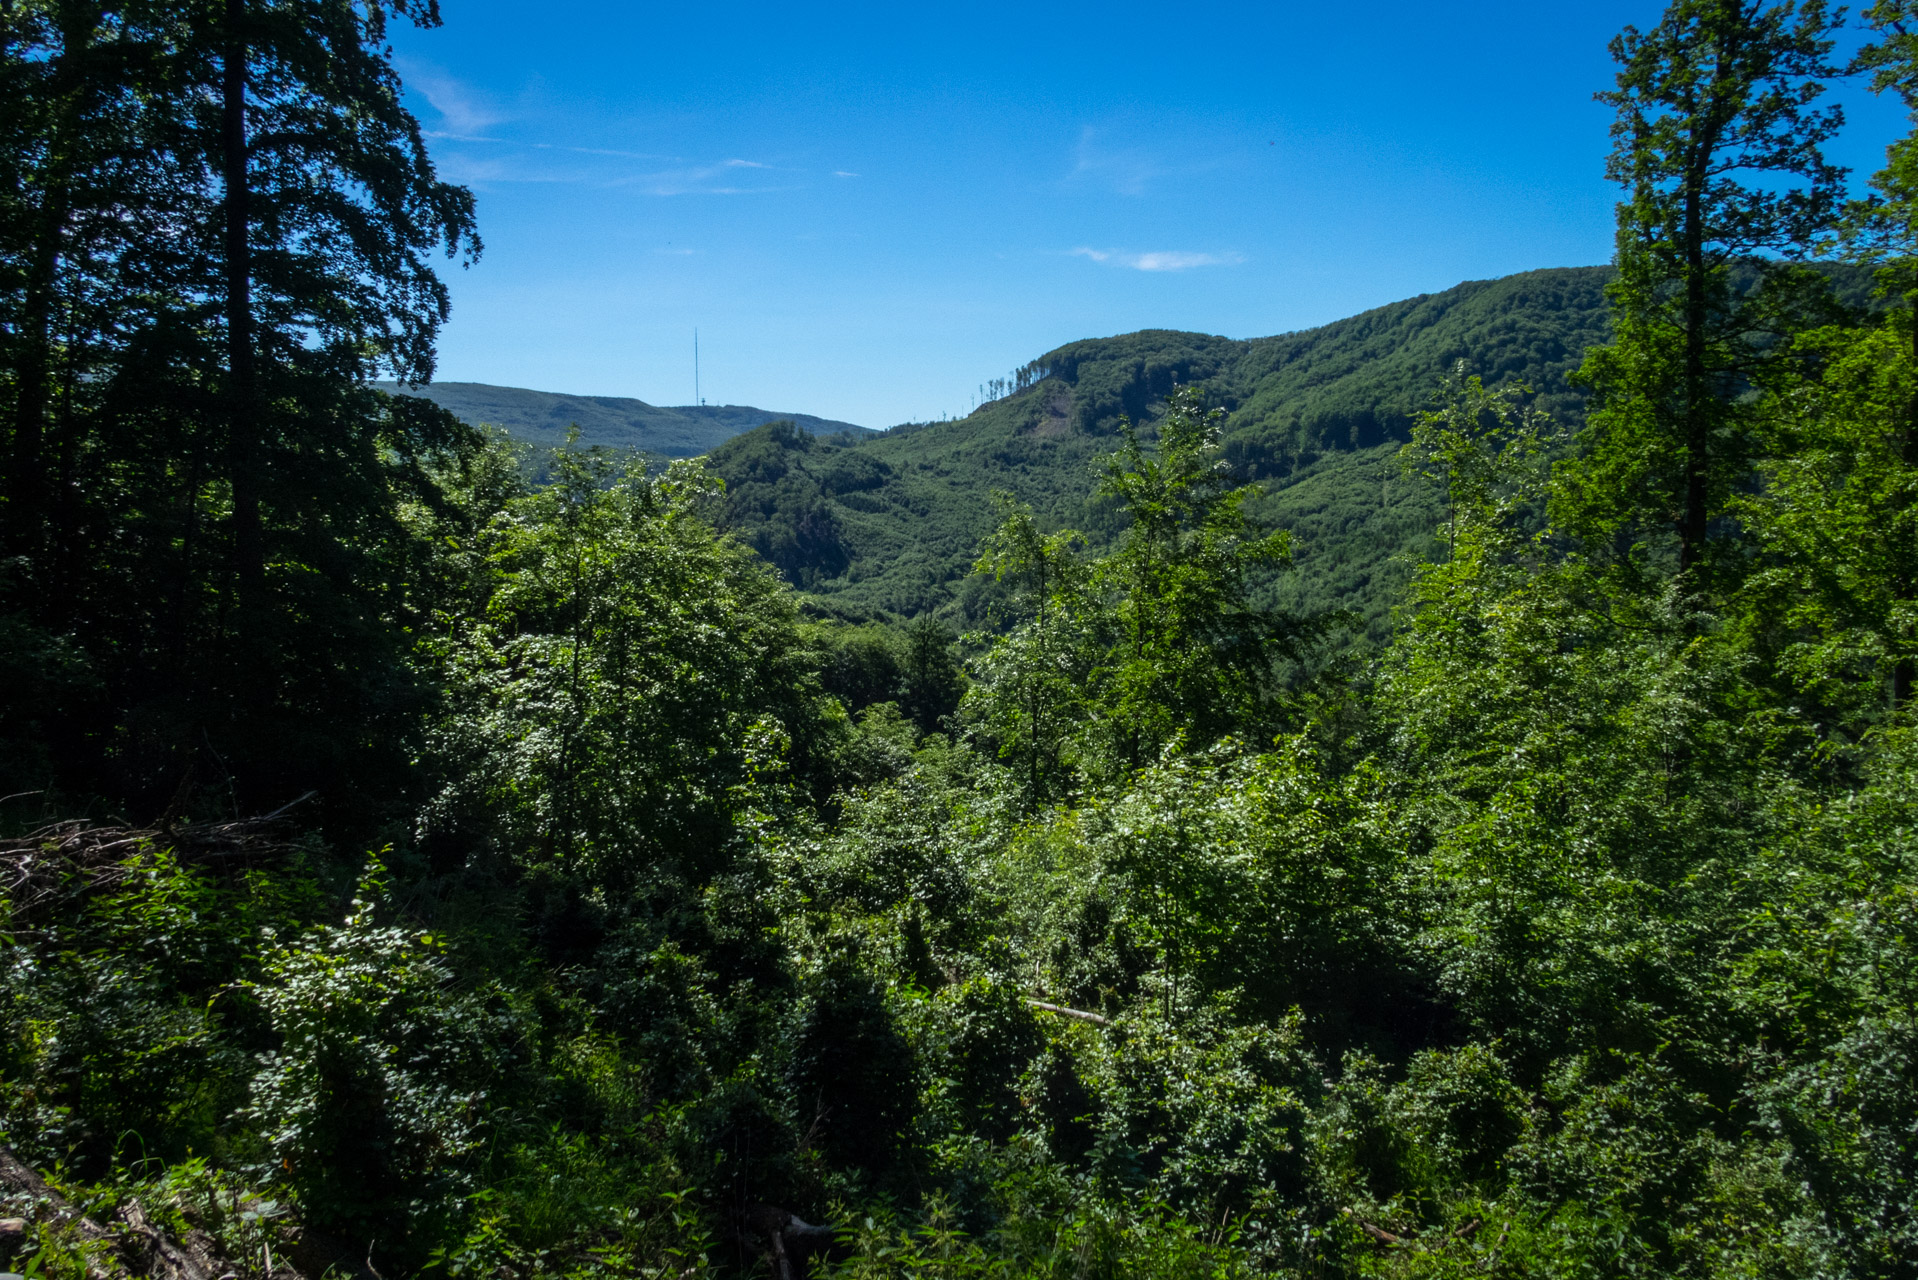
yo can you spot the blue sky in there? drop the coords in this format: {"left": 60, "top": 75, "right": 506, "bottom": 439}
{"left": 393, "top": 1, "right": 1909, "bottom": 427}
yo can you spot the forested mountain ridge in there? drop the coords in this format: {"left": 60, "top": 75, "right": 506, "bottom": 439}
{"left": 711, "top": 262, "right": 1872, "bottom": 636}
{"left": 709, "top": 266, "right": 1621, "bottom": 631}
{"left": 376, "top": 380, "right": 871, "bottom": 456}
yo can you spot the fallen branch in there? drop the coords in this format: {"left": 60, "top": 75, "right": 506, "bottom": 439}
{"left": 742, "top": 1204, "right": 834, "bottom": 1280}
{"left": 1480, "top": 1218, "right": 1513, "bottom": 1273}
{"left": 0, "top": 1147, "right": 252, "bottom": 1280}
{"left": 0, "top": 809, "right": 302, "bottom": 924}
{"left": 1025, "top": 999, "right": 1110, "bottom": 1027}
{"left": 0, "top": 1146, "right": 131, "bottom": 1280}
{"left": 118, "top": 1200, "right": 220, "bottom": 1280}
{"left": 1357, "top": 1220, "right": 1403, "bottom": 1245}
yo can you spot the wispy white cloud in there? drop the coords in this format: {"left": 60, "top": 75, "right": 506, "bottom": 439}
{"left": 536, "top": 142, "right": 676, "bottom": 161}
{"left": 424, "top": 130, "right": 510, "bottom": 144}
{"left": 432, "top": 152, "right": 576, "bottom": 186}
{"left": 622, "top": 158, "right": 787, "bottom": 196}
{"left": 426, "top": 138, "right": 787, "bottom": 193}
{"left": 1065, "top": 125, "right": 1237, "bottom": 197}
{"left": 833, "top": 170, "right": 860, "bottom": 178}
{"left": 1070, "top": 247, "right": 1243, "bottom": 271}
{"left": 404, "top": 66, "right": 770, "bottom": 191}
{"left": 424, "top": 131, "right": 674, "bottom": 162}
{"left": 407, "top": 68, "right": 511, "bottom": 136}
{"left": 1132, "top": 250, "right": 1243, "bottom": 270}
{"left": 1069, "top": 127, "right": 1171, "bottom": 197}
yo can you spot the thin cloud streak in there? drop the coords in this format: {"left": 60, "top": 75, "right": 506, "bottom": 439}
{"left": 406, "top": 66, "right": 512, "bottom": 135}
{"left": 428, "top": 138, "right": 790, "bottom": 193}
{"left": 1071, "top": 247, "right": 1245, "bottom": 271}
{"left": 425, "top": 131, "right": 674, "bottom": 162}
{"left": 622, "top": 158, "right": 787, "bottom": 196}
{"left": 1065, "top": 125, "right": 1237, "bottom": 197}
{"left": 409, "top": 67, "right": 784, "bottom": 192}
{"left": 1070, "top": 126, "right": 1167, "bottom": 196}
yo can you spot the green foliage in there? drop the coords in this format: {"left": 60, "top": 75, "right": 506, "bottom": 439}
{"left": 916, "top": 980, "right": 1046, "bottom": 1143}
{"left": 963, "top": 494, "right": 1095, "bottom": 796}
{"left": 965, "top": 388, "right": 1319, "bottom": 795}
{"left": 810, "top": 615, "right": 966, "bottom": 734}
{"left": 382, "top": 380, "right": 868, "bottom": 458}
{"left": 422, "top": 443, "right": 830, "bottom": 886}
{"left": 0, "top": 0, "right": 484, "bottom": 838}
{"left": 785, "top": 949, "right": 918, "bottom": 1180}
{"left": 1565, "top": 0, "right": 1846, "bottom": 576}
{"left": 707, "top": 421, "right": 860, "bottom": 587}
{"left": 692, "top": 263, "right": 1864, "bottom": 649}
{"left": 1084, "top": 389, "right": 1298, "bottom": 775}
{"left": 1738, "top": 315, "right": 1918, "bottom": 723}
{"left": 1397, "top": 362, "right": 1553, "bottom": 558}
{"left": 1091, "top": 741, "right": 1400, "bottom": 1029}
{"left": 818, "top": 1191, "right": 1259, "bottom": 1280}
{"left": 0, "top": 838, "right": 321, "bottom": 1170}
{"left": 801, "top": 770, "right": 975, "bottom": 920}
{"left": 240, "top": 865, "right": 516, "bottom": 1257}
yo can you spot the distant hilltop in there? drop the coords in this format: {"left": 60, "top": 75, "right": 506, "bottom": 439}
{"left": 375, "top": 380, "right": 871, "bottom": 457}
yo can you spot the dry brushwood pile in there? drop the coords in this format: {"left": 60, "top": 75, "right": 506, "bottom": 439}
{"left": 0, "top": 802, "right": 309, "bottom": 928}
{"left": 0, "top": 1144, "right": 314, "bottom": 1280}
{"left": 0, "top": 801, "right": 368, "bottom": 1279}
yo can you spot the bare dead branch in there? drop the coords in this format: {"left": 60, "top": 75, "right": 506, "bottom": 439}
{"left": 1025, "top": 999, "right": 1111, "bottom": 1026}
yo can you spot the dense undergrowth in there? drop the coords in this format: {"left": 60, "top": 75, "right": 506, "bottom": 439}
{"left": 5, "top": 1, "right": 1918, "bottom": 1277}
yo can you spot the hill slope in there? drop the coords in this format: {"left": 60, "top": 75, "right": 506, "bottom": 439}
{"left": 376, "top": 381, "right": 869, "bottom": 456}
{"left": 706, "top": 266, "right": 1620, "bottom": 637}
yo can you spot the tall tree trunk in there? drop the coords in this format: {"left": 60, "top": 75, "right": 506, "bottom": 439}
{"left": 8, "top": 202, "right": 61, "bottom": 560}
{"left": 1033, "top": 562, "right": 1050, "bottom": 796}
{"left": 4, "top": 4, "right": 94, "bottom": 563}
{"left": 1897, "top": 304, "right": 1918, "bottom": 710}
{"left": 45, "top": 322, "right": 84, "bottom": 617}
{"left": 1679, "top": 181, "right": 1710, "bottom": 575}
{"left": 223, "top": 0, "right": 262, "bottom": 598}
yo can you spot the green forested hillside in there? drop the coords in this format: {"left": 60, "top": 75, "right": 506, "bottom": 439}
{"left": 5, "top": 4, "right": 1918, "bottom": 1280}
{"left": 706, "top": 267, "right": 1622, "bottom": 633}
{"left": 712, "top": 262, "right": 1874, "bottom": 639}
{"left": 377, "top": 380, "right": 870, "bottom": 456}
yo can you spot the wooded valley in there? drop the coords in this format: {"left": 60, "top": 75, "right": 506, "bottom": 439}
{"left": 3, "top": 2, "right": 1917, "bottom": 1278}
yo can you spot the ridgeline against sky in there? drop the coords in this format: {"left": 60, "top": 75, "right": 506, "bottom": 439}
{"left": 390, "top": 0, "right": 1905, "bottom": 426}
